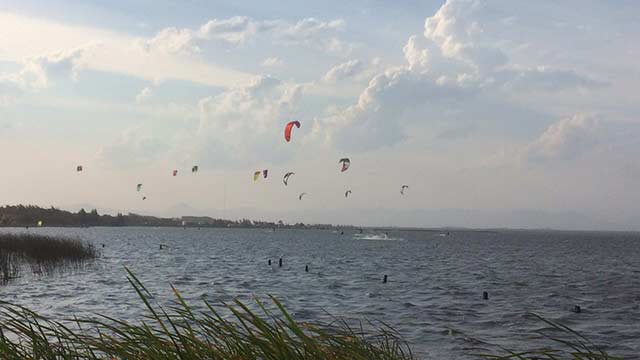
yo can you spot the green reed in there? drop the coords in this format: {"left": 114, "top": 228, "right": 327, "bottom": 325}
{"left": 0, "top": 268, "right": 413, "bottom": 359}
{"left": 0, "top": 267, "right": 621, "bottom": 359}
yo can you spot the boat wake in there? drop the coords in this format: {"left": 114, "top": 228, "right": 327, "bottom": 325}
{"left": 353, "top": 233, "right": 403, "bottom": 241}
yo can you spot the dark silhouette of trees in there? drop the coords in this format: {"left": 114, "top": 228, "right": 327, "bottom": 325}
{"left": 0, "top": 205, "right": 341, "bottom": 230}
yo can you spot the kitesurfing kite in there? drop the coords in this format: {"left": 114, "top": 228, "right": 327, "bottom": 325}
{"left": 339, "top": 158, "right": 351, "bottom": 172}
{"left": 76, "top": 165, "right": 83, "bottom": 172}
{"left": 192, "top": 165, "right": 199, "bottom": 173}
{"left": 253, "top": 171, "right": 261, "bottom": 181}
{"left": 345, "top": 190, "right": 352, "bottom": 198}
{"left": 136, "top": 184, "right": 143, "bottom": 192}
{"left": 283, "top": 172, "right": 295, "bottom": 186}
{"left": 299, "top": 192, "right": 307, "bottom": 200}
{"left": 284, "top": 121, "right": 300, "bottom": 142}
{"left": 172, "top": 170, "right": 178, "bottom": 176}
{"left": 401, "top": 185, "right": 409, "bottom": 195}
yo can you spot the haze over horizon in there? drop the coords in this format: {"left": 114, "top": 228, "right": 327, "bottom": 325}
{"left": 1, "top": 0, "right": 639, "bottom": 230}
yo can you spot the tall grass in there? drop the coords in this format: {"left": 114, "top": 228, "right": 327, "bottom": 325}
{"left": 0, "top": 233, "right": 97, "bottom": 283}
{"left": 0, "top": 268, "right": 414, "bottom": 359}
{"left": 0, "top": 269, "right": 620, "bottom": 360}
{"left": 0, "top": 267, "right": 622, "bottom": 359}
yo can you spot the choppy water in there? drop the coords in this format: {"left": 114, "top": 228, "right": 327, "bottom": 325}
{"left": 1, "top": 227, "right": 639, "bottom": 359}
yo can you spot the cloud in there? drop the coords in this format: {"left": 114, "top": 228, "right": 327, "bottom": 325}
{"left": 96, "top": 127, "right": 170, "bottom": 169}
{"left": 135, "top": 86, "right": 153, "bottom": 104}
{"left": 498, "top": 66, "right": 607, "bottom": 92}
{"left": 190, "top": 75, "right": 304, "bottom": 166}
{"left": 0, "top": 46, "right": 87, "bottom": 91}
{"left": 424, "top": 0, "right": 508, "bottom": 73}
{"left": 323, "top": 59, "right": 364, "bottom": 83}
{"left": 0, "top": 12, "right": 252, "bottom": 88}
{"left": 197, "top": 16, "right": 277, "bottom": 45}
{"left": 523, "top": 113, "right": 602, "bottom": 162}
{"left": 142, "top": 27, "right": 199, "bottom": 55}
{"left": 314, "top": 68, "right": 471, "bottom": 151}
{"left": 261, "top": 57, "right": 283, "bottom": 67}
{"left": 143, "top": 16, "right": 350, "bottom": 55}
{"left": 275, "top": 18, "right": 349, "bottom": 53}
{"left": 311, "top": 0, "right": 605, "bottom": 152}
{"left": 92, "top": 74, "right": 305, "bottom": 169}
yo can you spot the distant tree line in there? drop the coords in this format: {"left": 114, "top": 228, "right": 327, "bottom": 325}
{"left": 0, "top": 205, "right": 341, "bottom": 229}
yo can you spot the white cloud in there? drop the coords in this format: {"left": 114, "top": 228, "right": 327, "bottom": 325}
{"left": 261, "top": 57, "right": 283, "bottom": 67}
{"left": 0, "top": 12, "right": 252, "bottom": 88}
{"left": 96, "top": 126, "right": 170, "bottom": 169}
{"left": 143, "top": 16, "right": 350, "bottom": 55}
{"left": 135, "top": 86, "right": 153, "bottom": 104}
{"left": 0, "top": 46, "right": 87, "bottom": 91}
{"left": 323, "top": 59, "right": 363, "bottom": 83}
{"left": 192, "top": 74, "right": 304, "bottom": 165}
{"left": 311, "top": 0, "right": 604, "bottom": 152}
{"left": 197, "top": 16, "right": 274, "bottom": 45}
{"left": 523, "top": 113, "right": 602, "bottom": 162}
{"left": 423, "top": 0, "right": 509, "bottom": 73}
{"left": 498, "top": 66, "right": 606, "bottom": 92}
{"left": 276, "top": 18, "right": 348, "bottom": 53}
{"left": 142, "top": 27, "right": 199, "bottom": 55}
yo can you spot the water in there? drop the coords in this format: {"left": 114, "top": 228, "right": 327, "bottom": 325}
{"left": 1, "top": 227, "right": 639, "bottom": 359}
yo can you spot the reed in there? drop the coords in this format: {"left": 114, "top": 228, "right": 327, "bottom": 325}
{"left": 0, "top": 268, "right": 414, "bottom": 359}
{"left": 0, "top": 233, "right": 97, "bottom": 283}
{"left": 0, "top": 267, "right": 621, "bottom": 359}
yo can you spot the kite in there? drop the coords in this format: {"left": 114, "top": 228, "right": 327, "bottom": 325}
{"left": 284, "top": 121, "right": 301, "bottom": 142}
{"left": 283, "top": 172, "right": 295, "bottom": 186}
{"left": 339, "top": 158, "right": 350, "bottom": 172}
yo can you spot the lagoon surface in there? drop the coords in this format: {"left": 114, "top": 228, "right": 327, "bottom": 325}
{"left": 1, "top": 227, "right": 639, "bottom": 359}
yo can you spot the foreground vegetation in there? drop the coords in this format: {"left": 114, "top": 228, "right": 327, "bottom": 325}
{"left": 0, "top": 268, "right": 620, "bottom": 359}
{"left": 0, "top": 233, "right": 97, "bottom": 283}
{"left": 0, "top": 269, "right": 413, "bottom": 359}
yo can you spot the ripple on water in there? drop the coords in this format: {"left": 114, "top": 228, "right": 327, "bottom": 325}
{"left": 0, "top": 227, "right": 639, "bottom": 359}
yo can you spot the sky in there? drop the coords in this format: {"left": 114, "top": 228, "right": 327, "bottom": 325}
{"left": 1, "top": 0, "right": 639, "bottom": 230}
